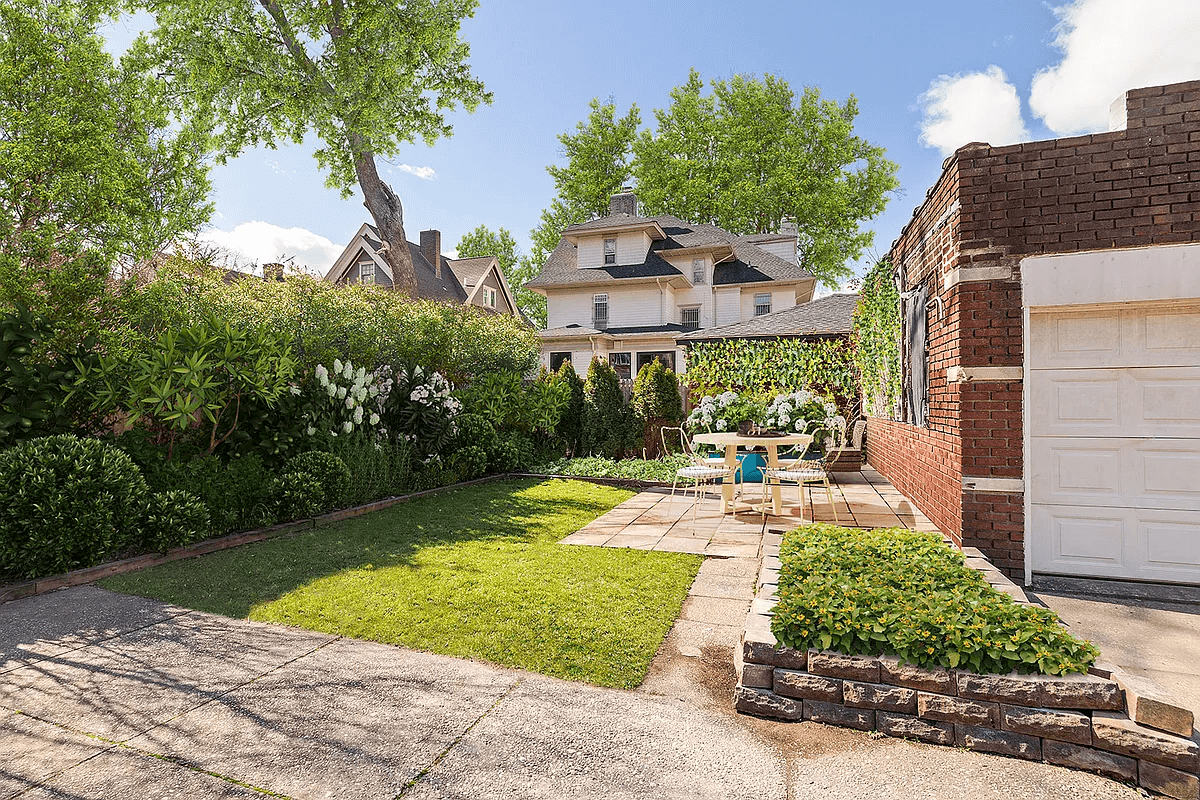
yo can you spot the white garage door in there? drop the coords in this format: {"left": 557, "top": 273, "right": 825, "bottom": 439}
{"left": 1029, "top": 303, "right": 1200, "bottom": 585}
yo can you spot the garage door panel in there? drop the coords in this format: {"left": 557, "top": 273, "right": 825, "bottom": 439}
{"left": 1032, "top": 505, "right": 1200, "bottom": 584}
{"left": 1031, "top": 306, "right": 1200, "bottom": 368}
{"left": 1030, "top": 367, "right": 1200, "bottom": 438}
{"left": 1031, "top": 438, "right": 1200, "bottom": 511}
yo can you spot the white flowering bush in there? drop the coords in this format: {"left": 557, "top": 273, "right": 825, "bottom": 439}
{"left": 685, "top": 391, "right": 765, "bottom": 434}
{"left": 308, "top": 358, "right": 391, "bottom": 440}
{"left": 763, "top": 390, "right": 846, "bottom": 447}
{"left": 380, "top": 364, "right": 461, "bottom": 461}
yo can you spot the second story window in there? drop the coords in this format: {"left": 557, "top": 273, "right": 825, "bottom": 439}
{"left": 692, "top": 258, "right": 705, "bottom": 284}
{"left": 593, "top": 293, "right": 609, "bottom": 330}
{"left": 754, "top": 293, "right": 772, "bottom": 316}
{"left": 603, "top": 237, "right": 617, "bottom": 265}
{"left": 360, "top": 261, "right": 375, "bottom": 285}
{"left": 681, "top": 307, "right": 700, "bottom": 331}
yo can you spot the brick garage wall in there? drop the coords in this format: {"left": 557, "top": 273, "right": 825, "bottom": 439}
{"left": 868, "top": 79, "right": 1200, "bottom": 583}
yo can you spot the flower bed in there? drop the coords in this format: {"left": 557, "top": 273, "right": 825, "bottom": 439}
{"left": 772, "top": 525, "right": 1098, "bottom": 676}
{"left": 530, "top": 455, "right": 689, "bottom": 483}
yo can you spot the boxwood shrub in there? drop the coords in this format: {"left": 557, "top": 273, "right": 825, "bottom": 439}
{"left": 771, "top": 525, "right": 1099, "bottom": 676}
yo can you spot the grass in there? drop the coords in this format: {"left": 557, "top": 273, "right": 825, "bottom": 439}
{"left": 530, "top": 454, "right": 691, "bottom": 483}
{"left": 100, "top": 478, "right": 702, "bottom": 689}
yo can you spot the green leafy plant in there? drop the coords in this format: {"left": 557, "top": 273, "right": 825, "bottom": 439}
{"left": 284, "top": 451, "right": 351, "bottom": 512}
{"left": 273, "top": 470, "right": 324, "bottom": 522}
{"left": 450, "top": 445, "right": 488, "bottom": 481}
{"left": 551, "top": 361, "right": 584, "bottom": 456}
{"left": 381, "top": 364, "right": 461, "bottom": 463}
{"left": 582, "top": 357, "right": 636, "bottom": 459}
{"left": 852, "top": 259, "right": 901, "bottom": 419}
{"left": 771, "top": 525, "right": 1099, "bottom": 676}
{"left": 142, "top": 489, "right": 210, "bottom": 551}
{"left": 684, "top": 338, "right": 857, "bottom": 413}
{"left": 630, "top": 359, "right": 683, "bottom": 458}
{"left": 328, "top": 436, "right": 413, "bottom": 506}
{"left": 0, "top": 434, "right": 150, "bottom": 578}
{"left": 531, "top": 454, "right": 691, "bottom": 483}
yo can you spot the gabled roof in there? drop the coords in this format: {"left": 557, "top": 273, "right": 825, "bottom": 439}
{"left": 445, "top": 256, "right": 495, "bottom": 287}
{"left": 525, "top": 214, "right": 814, "bottom": 291}
{"left": 678, "top": 292, "right": 860, "bottom": 342}
{"left": 324, "top": 224, "right": 467, "bottom": 303}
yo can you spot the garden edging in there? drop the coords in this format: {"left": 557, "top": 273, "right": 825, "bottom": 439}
{"left": 736, "top": 540, "right": 1200, "bottom": 800}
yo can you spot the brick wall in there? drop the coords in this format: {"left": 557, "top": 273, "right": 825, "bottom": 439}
{"left": 867, "top": 79, "right": 1200, "bottom": 583}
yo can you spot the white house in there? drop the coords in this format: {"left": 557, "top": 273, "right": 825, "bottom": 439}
{"left": 324, "top": 224, "right": 523, "bottom": 319}
{"left": 525, "top": 191, "right": 816, "bottom": 378}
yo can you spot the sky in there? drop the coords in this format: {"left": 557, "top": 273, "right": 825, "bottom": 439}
{"left": 102, "top": 0, "right": 1200, "bottom": 286}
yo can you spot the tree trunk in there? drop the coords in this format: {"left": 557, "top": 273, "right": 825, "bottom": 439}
{"left": 351, "top": 134, "right": 417, "bottom": 297}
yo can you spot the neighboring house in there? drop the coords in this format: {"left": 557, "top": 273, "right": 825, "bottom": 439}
{"left": 525, "top": 191, "right": 816, "bottom": 378}
{"left": 676, "top": 291, "right": 858, "bottom": 344}
{"left": 868, "top": 79, "right": 1200, "bottom": 588}
{"left": 324, "top": 224, "right": 523, "bottom": 318}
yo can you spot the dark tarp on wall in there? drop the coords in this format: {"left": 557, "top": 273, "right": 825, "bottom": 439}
{"left": 904, "top": 284, "right": 929, "bottom": 426}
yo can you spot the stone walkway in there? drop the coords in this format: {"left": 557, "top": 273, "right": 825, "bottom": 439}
{"left": 559, "top": 467, "right": 941, "bottom": 556}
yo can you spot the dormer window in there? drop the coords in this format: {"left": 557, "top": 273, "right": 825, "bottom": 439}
{"left": 754, "top": 293, "right": 772, "bottom": 316}
{"left": 603, "top": 238, "right": 617, "bottom": 265}
{"left": 692, "top": 258, "right": 705, "bottom": 284}
{"left": 360, "top": 261, "right": 375, "bottom": 285}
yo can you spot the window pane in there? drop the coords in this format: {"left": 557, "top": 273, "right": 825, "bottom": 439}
{"left": 360, "top": 262, "right": 375, "bottom": 284}
{"left": 593, "top": 293, "right": 608, "bottom": 329}
{"left": 550, "top": 352, "right": 572, "bottom": 372}
{"left": 754, "top": 293, "right": 771, "bottom": 316}
{"left": 681, "top": 307, "right": 700, "bottom": 331}
{"left": 604, "top": 238, "right": 617, "bottom": 265}
{"left": 609, "top": 352, "right": 631, "bottom": 379}
{"left": 692, "top": 258, "right": 704, "bottom": 284}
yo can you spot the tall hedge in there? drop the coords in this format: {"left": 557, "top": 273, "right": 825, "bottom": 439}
{"left": 553, "top": 360, "right": 585, "bottom": 456}
{"left": 582, "top": 357, "right": 634, "bottom": 459}
{"left": 631, "top": 360, "right": 683, "bottom": 457}
{"left": 684, "top": 337, "right": 858, "bottom": 411}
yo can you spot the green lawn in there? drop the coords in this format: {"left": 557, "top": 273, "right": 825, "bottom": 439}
{"left": 100, "top": 478, "right": 701, "bottom": 688}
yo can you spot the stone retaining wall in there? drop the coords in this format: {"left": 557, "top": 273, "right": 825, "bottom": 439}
{"left": 737, "top": 543, "right": 1199, "bottom": 800}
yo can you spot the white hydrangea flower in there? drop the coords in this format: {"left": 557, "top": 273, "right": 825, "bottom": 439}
{"left": 342, "top": 421, "right": 354, "bottom": 434}
{"left": 795, "top": 419, "right": 804, "bottom": 431}
{"left": 369, "top": 413, "right": 380, "bottom": 426}
{"left": 305, "top": 425, "right": 316, "bottom": 436}
{"left": 333, "top": 359, "right": 343, "bottom": 375}
{"left": 336, "top": 386, "right": 348, "bottom": 400}
{"left": 353, "top": 405, "right": 364, "bottom": 424}
{"left": 825, "top": 402, "right": 837, "bottom": 416}
{"left": 356, "top": 366, "right": 366, "bottom": 381}
{"left": 345, "top": 395, "right": 355, "bottom": 409}
{"left": 289, "top": 385, "right": 301, "bottom": 396}
{"left": 326, "top": 383, "right": 337, "bottom": 398}
{"left": 716, "top": 418, "right": 728, "bottom": 431}
{"left": 343, "top": 361, "right": 354, "bottom": 379}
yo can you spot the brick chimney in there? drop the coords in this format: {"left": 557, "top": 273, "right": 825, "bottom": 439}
{"left": 609, "top": 188, "right": 638, "bottom": 217}
{"left": 420, "top": 229, "right": 442, "bottom": 278}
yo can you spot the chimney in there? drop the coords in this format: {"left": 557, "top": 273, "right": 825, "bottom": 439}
{"left": 609, "top": 188, "right": 638, "bottom": 217}
{"left": 420, "top": 229, "right": 442, "bottom": 278}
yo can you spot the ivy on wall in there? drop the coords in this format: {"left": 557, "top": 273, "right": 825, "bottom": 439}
{"left": 851, "top": 259, "right": 902, "bottom": 419}
{"left": 684, "top": 338, "right": 858, "bottom": 410}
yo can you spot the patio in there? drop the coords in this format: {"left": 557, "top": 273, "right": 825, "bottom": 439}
{"left": 560, "top": 466, "right": 944, "bottom": 557}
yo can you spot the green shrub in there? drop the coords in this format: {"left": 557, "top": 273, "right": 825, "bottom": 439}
{"left": 771, "top": 525, "right": 1099, "bottom": 676}
{"left": 552, "top": 361, "right": 584, "bottom": 455}
{"left": 142, "top": 490, "right": 210, "bottom": 551}
{"left": 0, "top": 435, "right": 149, "bottom": 578}
{"left": 273, "top": 470, "right": 324, "bottom": 521}
{"left": 450, "top": 445, "right": 488, "bottom": 481}
{"left": 141, "top": 452, "right": 277, "bottom": 534}
{"left": 284, "top": 451, "right": 351, "bottom": 512}
{"left": 489, "top": 430, "right": 537, "bottom": 473}
{"left": 329, "top": 436, "right": 413, "bottom": 505}
{"left": 381, "top": 364, "right": 461, "bottom": 461}
{"left": 531, "top": 454, "right": 690, "bottom": 483}
{"left": 631, "top": 360, "right": 683, "bottom": 458}
{"left": 582, "top": 357, "right": 635, "bottom": 459}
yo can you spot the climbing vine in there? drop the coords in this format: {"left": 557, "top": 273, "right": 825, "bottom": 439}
{"left": 684, "top": 338, "right": 858, "bottom": 411}
{"left": 851, "top": 259, "right": 902, "bottom": 419}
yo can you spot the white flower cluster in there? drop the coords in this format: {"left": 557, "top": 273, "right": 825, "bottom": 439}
{"left": 396, "top": 366, "right": 462, "bottom": 418}
{"left": 763, "top": 390, "right": 845, "bottom": 436}
{"left": 310, "top": 358, "right": 390, "bottom": 438}
{"left": 686, "top": 391, "right": 739, "bottom": 432}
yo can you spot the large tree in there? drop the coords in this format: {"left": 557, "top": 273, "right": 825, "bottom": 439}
{"left": 455, "top": 225, "right": 545, "bottom": 327}
{"left": 140, "top": 0, "right": 491, "bottom": 297}
{"left": 0, "top": 0, "right": 211, "bottom": 336}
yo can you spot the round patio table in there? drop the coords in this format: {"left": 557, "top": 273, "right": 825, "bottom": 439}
{"left": 692, "top": 432, "right": 813, "bottom": 516}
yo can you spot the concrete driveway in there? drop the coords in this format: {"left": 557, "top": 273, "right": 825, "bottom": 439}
{"left": 1, "top": 584, "right": 1142, "bottom": 800}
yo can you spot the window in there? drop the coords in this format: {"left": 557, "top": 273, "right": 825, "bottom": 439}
{"left": 692, "top": 258, "right": 705, "bottom": 284}
{"left": 681, "top": 307, "right": 700, "bottom": 331}
{"left": 482, "top": 288, "right": 496, "bottom": 307}
{"left": 609, "top": 352, "right": 631, "bottom": 380}
{"left": 550, "top": 352, "right": 572, "bottom": 372}
{"left": 593, "top": 293, "right": 609, "bottom": 330}
{"left": 360, "top": 261, "right": 375, "bottom": 285}
{"left": 603, "top": 237, "right": 617, "bottom": 265}
{"left": 754, "top": 293, "right": 772, "bottom": 316}
{"left": 637, "top": 351, "right": 675, "bottom": 373}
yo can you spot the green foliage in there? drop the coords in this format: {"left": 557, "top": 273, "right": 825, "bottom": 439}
{"left": 684, "top": 391, "right": 767, "bottom": 434}
{"left": 772, "top": 525, "right": 1099, "bottom": 676}
{"left": 0, "top": 0, "right": 210, "bottom": 342}
{"left": 120, "top": 262, "right": 539, "bottom": 380}
{"left": 0, "top": 435, "right": 149, "bottom": 578}
{"left": 0, "top": 303, "right": 96, "bottom": 444}
{"left": 273, "top": 471, "right": 325, "bottom": 522}
{"left": 633, "top": 71, "right": 898, "bottom": 287}
{"left": 455, "top": 225, "right": 545, "bottom": 328}
{"left": 284, "top": 451, "right": 351, "bottom": 512}
{"left": 552, "top": 361, "right": 585, "bottom": 456}
{"left": 142, "top": 453, "right": 278, "bottom": 536}
{"left": 630, "top": 360, "right": 683, "bottom": 458}
{"left": 79, "top": 313, "right": 298, "bottom": 455}
{"left": 142, "top": 490, "right": 210, "bottom": 551}
{"left": 381, "top": 364, "right": 461, "bottom": 461}
{"left": 459, "top": 370, "right": 569, "bottom": 442}
{"left": 526, "top": 99, "right": 642, "bottom": 279}
{"left": 852, "top": 259, "right": 902, "bottom": 419}
{"left": 488, "top": 430, "right": 537, "bottom": 474}
{"left": 328, "top": 436, "right": 413, "bottom": 506}
{"left": 449, "top": 445, "right": 488, "bottom": 481}
{"left": 684, "top": 338, "right": 857, "bottom": 410}
{"left": 531, "top": 454, "right": 691, "bottom": 483}
{"left": 582, "top": 357, "right": 635, "bottom": 459}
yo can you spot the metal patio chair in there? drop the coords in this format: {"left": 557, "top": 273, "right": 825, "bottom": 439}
{"left": 760, "top": 437, "right": 839, "bottom": 524}
{"left": 662, "top": 427, "right": 742, "bottom": 522}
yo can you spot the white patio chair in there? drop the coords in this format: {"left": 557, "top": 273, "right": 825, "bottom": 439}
{"left": 760, "top": 438, "right": 838, "bottom": 524}
{"left": 662, "top": 426, "right": 741, "bottom": 522}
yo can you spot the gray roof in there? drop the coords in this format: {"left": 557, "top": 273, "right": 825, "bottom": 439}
{"left": 540, "top": 323, "right": 690, "bottom": 340}
{"left": 678, "top": 293, "right": 860, "bottom": 341}
{"left": 363, "top": 225, "right": 468, "bottom": 303}
{"left": 525, "top": 214, "right": 814, "bottom": 289}
{"left": 446, "top": 256, "right": 494, "bottom": 288}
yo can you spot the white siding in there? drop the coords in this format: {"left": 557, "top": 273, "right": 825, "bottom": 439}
{"left": 715, "top": 288, "right": 740, "bottom": 326}
{"left": 674, "top": 279, "right": 714, "bottom": 328}
{"left": 546, "top": 290, "right": 595, "bottom": 330}
{"left": 753, "top": 238, "right": 797, "bottom": 263}
{"left": 576, "top": 231, "right": 652, "bottom": 268}
{"left": 607, "top": 285, "right": 665, "bottom": 328}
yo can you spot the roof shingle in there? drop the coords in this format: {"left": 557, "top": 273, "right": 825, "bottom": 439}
{"left": 677, "top": 293, "right": 860, "bottom": 341}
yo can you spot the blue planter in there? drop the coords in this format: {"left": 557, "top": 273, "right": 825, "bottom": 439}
{"left": 704, "top": 452, "right": 766, "bottom": 483}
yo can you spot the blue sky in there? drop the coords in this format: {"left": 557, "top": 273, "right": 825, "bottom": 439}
{"left": 104, "top": 0, "right": 1200, "bottom": 284}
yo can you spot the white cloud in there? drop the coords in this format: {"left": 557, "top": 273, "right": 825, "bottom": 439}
{"left": 1030, "top": 0, "right": 1200, "bottom": 136}
{"left": 397, "top": 164, "right": 436, "bottom": 180}
{"left": 918, "top": 66, "right": 1031, "bottom": 156}
{"left": 201, "top": 221, "right": 344, "bottom": 276}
